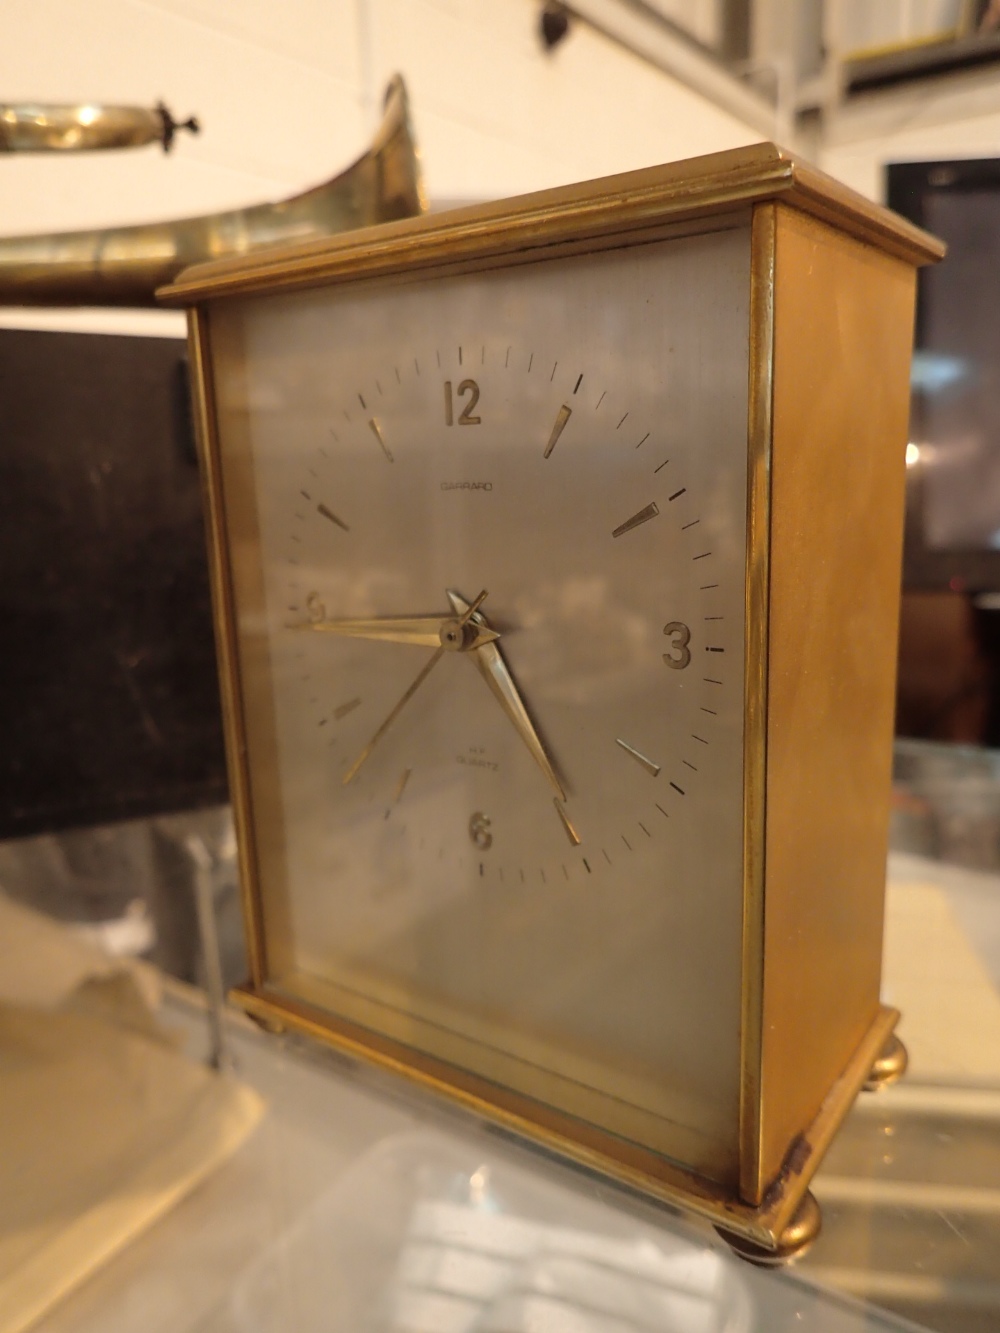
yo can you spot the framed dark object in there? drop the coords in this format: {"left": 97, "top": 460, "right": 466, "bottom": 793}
{"left": 888, "top": 157, "right": 1000, "bottom": 593}
{"left": 0, "top": 328, "right": 227, "bottom": 840}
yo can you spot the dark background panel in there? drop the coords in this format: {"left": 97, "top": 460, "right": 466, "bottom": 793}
{"left": 887, "top": 159, "right": 1000, "bottom": 747}
{"left": 0, "top": 328, "right": 227, "bottom": 839}
{"left": 888, "top": 157, "right": 1000, "bottom": 590}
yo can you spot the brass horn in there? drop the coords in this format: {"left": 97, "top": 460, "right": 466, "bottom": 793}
{"left": 0, "top": 100, "right": 199, "bottom": 153}
{"left": 0, "top": 75, "right": 424, "bottom": 307}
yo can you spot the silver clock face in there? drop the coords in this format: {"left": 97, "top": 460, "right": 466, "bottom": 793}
{"left": 212, "top": 222, "right": 752, "bottom": 1182}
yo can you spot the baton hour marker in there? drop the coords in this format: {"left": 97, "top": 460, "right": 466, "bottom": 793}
{"left": 612, "top": 502, "right": 659, "bottom": 539}
{"left": 615, "top": 738, "right": 661, "bottom": 777}
{"left": 368, "top": 417, "right": 393, "bottom": 462}
{"left": 543, "top": 405, "right": 572, "bottom": 459}
{"left": 317, "top": 503, "right": 349, "bottom": 532}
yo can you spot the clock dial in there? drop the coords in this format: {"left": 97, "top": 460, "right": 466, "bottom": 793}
{"left": 212, "top": 223, "right": 751, "bottom": 1183}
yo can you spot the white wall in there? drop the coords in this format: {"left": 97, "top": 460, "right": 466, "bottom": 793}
{"left": 0, "top": 0, "right": 764, "bottom": 335}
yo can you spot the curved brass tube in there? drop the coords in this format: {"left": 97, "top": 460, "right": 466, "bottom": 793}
{"left": 0, "top": 75, "right": 424, "bottom": 307}
{"left": 0, "top": 101, "right": 198, "bottom": 153}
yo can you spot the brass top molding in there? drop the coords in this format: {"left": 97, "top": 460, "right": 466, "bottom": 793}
{"left": 160, "top": 142, "right": 944, "bottom": 306}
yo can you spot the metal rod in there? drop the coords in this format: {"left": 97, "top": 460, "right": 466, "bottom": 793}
{"left": 186, "top": 834, "right": 233, "bottom": 1073}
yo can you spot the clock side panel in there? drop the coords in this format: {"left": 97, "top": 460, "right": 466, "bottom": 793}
{"left": 756, "top": 204, "right": 917, "bottom": 1198}
{"left": 203, "top": 228, "right": 753, "bottom": 1190}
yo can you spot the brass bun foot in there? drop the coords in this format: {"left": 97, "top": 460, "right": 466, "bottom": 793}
{"left": 863, "top": 1032, "right": 908, "bottom": 1091}
{"left": 715, "top": 1192, "right": 822, "bottom": 1267}
{"left": 247, "top": 1009, "right": 286, "bottom": 1036}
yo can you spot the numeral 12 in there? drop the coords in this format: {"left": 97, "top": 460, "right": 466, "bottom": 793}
{"left": 444, "top": 379, "right": 481, "bottom": 426}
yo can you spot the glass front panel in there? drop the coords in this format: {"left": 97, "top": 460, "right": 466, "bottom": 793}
{"left": 209, "top": 224, "right": 751, "bottom": 1184}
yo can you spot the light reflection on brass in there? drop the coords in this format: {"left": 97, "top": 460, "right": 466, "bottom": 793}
{"left": 368, "top": 418, "right": 394, "bottom": 463}
{"left": 554, "top": 798, "right": 581, "bottom": 847}
{"left": 863, "top": 1031, "right": 908, "bottom": 1090}
{"left": 739, "top": 201, "right": 776, "bottom": 1205}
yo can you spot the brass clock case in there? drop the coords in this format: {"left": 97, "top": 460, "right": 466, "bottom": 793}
{"left": 164, "top": 143, "right": 942, "bottom": 1254}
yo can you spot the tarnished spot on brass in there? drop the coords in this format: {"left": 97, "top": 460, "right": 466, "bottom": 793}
{"left": 333, "top": 697, "right": 361, "bottom": 720}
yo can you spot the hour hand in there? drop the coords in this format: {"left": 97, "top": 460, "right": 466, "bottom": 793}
{"left": 293, "top": 612, "right": 499, "bottom": 650}
{"left": 341, "top": 590, "right": 491, "bottom": 786}
{"left": 446, "top": 591, "right": 566, "bottom": 802}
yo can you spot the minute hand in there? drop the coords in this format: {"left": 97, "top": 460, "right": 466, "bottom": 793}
{"left": 293, "top": 614, "right": 499, "bottom": 650}
{"left": 444, "top": 590, "right": 565, "bottom": 801}
{"left": 470, "top": 640, "right": 566, "bottom": 802}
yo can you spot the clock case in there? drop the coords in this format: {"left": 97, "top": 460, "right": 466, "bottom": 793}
{"left": 163, "top": 144, "right": 943, "bottom": 1256}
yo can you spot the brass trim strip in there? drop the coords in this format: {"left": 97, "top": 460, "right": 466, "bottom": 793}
{"left": 160, "top": 144, "right": 942, "bottom": 305}
{"left": 232, "top": 983, "right": 899, "bottom": 1250}
{"left": 739, "top": 202, "right": 776, "bottom": 1206}
{"left": 187, "top": 308, "right": 267, "bottom": 985}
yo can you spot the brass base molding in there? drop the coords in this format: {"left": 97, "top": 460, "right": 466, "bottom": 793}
{"left": 233, "top": 984, "right": 900, "bottom": 1256}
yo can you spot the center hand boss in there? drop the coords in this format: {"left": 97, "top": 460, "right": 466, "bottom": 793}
{"left": 445, "top": 590, "right": 566, "bottom": 804}
{"left": 341, "top": 590, "right": 489, "bottom": 785}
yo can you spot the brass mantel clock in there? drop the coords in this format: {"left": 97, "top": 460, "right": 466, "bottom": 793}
{"left": 164, "top": 144, "right": 942, "bottom": 1259}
